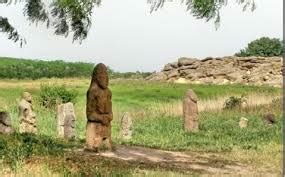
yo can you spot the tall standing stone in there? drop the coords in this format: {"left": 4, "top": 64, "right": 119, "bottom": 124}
{"left": 57, "top": 102, "right": 76, "bottom": 139}
{"left": 85, "top": 63, "right": 113, "bottom": 152}
{"left": 18, "top": 92, "right": 37, "bottom": 134}
{"left": 120, "top": 112, "right": 133, "bottom": 140}
{"left": 183, "top": 89, "right": 199, "bottom": 132}
{"left": 0, "top": 112, "right": 14, "bottom": 135}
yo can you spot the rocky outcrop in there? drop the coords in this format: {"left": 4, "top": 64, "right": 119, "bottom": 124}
{"left": 147, "top": 56, "right": 282, "bottom": 87}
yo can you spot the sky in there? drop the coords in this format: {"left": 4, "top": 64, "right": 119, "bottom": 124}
{"left": 0, "top": 0, "right": 283, "bottom": 72}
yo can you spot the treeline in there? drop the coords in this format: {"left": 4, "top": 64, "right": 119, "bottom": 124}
{"left": 0, "top": 57, "right": 152, "bottom": 79}
{"left": 0, "top": 57, "right": 94, "bottom": 79}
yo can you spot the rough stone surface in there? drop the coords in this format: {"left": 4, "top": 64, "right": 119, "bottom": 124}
{"left": 120, "top": 112, "right": 133, "bottom": 140}
{"left": 0, "top": 112, "right": 14, "bottom": 134}
{"left": 183, "top": 89, "right": 198, "bottom": 132}
{"left": 146, "top": 72, "right": 167, "bottom": 81}
{"left": 18, "top": 92, "right": 37, "bottom": 134}
{"left": 86, "top": 63, "right": 113, "bottom": 152}
{"left": 147, "top": 56, "right": 282, "bottom": 87}
{"left": 239, "top": 117, "right": 248, "bottom": 128}
{"left": 57, "top": 102, "right": 76, "bottom": 139}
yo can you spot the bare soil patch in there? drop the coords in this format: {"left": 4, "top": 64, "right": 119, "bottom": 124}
{"left": 73, "top": 145, "right": 278, "bottom": 176}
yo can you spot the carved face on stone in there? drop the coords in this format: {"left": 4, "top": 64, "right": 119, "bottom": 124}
{"left": 22, "top": 92, "right": 32, "bottom": 103}
{"left": 93, "top": 63, "right": 109, "bottom": 89}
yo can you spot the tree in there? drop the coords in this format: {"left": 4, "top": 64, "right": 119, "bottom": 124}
{"left": 235, "top": 37, "right": 284, "bottom": 57}
{"left": 0, "top": 0, "right": 256, "bottom": 45}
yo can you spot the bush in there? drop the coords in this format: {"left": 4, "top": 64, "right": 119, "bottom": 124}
{"left": 223, "top": 96, "right": 244, "bottom": 110}
{"left": 39, "top": 84, "right": 78, "bottom": 108}
{"left": 235, "top": 37, "right": 284, "bottom": 57}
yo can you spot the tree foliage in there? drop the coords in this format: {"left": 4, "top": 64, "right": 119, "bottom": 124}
{"left": 0, "top": 57, "right": 94, "bottom": 79}
{"left": 235, "top": 37, "right": 284, "bottom": 57}
{"left": 0, "top": 0, "right": 255, "bottom": 45}
{"left": 0, "top": 57, "right": 152, "bottom": 79}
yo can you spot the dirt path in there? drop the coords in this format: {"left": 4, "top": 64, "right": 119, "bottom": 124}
{"left": 74, "top": 145, "right": 277, "bottom": 176}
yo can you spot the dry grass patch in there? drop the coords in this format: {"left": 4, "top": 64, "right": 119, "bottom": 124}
{"left": 147, "top": 94, "right": 281, "bottom": 117}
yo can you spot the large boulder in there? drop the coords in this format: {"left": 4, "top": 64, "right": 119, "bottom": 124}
{"left": 147, "top": 56, "right": 282, "bottom": 87}
{"left": 178, "top": 57, "right": 198, "bottom": 66}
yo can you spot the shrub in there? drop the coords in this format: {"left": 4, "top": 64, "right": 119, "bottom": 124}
{"left": 223, "top": 96, "right": 243, "bottom": 109}
{"left": 235, "top": 37, "right": 284, "bottom": 57}
{"left": 39, "top": 84, "right": 78, "bottom": 108}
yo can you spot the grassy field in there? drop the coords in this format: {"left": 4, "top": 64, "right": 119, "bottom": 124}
{"left": 0, "top": 78, "right": 282, "bottom": 176}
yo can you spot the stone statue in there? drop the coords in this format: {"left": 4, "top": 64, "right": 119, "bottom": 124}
{"left": 85, "top": 63, "right": 113, "bottom": 152}
{"left": 57, "top": 102, "right": 76, "bottom": 139}
{"left": 19, "top": 92, "right": 37, "bottom": 134}
{"left": 120, "top": 112, "right": 133, "bottom": 140}
{"left": 0, "top": 112, "right": 14, "bottom": 135}
{"left": 183, "top": 89, "right": 199, "bottom": 132}
{"left": 239, "top": 117, "right": 248, "bottom": 128}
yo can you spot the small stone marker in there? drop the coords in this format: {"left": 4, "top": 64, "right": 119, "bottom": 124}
{"left": 120, "top": 112, "right": 133, "bottom": 140}
{"left": 263, "top": 113, "right": 276, "bottom": 125}
{"left": 183, "top": 89, "right": 199, "bottom": 132}
{"left": 0, "top": 112, "right": 14, "bottom": 134}
{"left": 239, "top": 117, "right": 248, "bottom": 128}
{"left": 57, "top": 102, "right": 76, "bottom": 139}
{"left": 19, "top": 92, "right": 37, "bottom": 134}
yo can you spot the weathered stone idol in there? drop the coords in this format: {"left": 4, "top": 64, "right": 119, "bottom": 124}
{"left": 120, "top": 112, "right": 133, "bottom": 140}
{"left": 85, "top": 63, "right": 113, "bottom": 152}
{"left": 239, "top": 117, "right": 248, "bottom": 128}
{"left": 19, "top": 92, "right": 37, "bottom": 134}
{"left": 0, "top": 112, "right": 14, "bottom": 134}
{"left": 183, "top": 89, "right": 199, "bottom": 132}
{"left": 57, "top": 102, "right": 76, "bottom": 139}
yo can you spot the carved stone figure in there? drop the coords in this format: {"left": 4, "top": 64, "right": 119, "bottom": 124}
{"left": 57, "top": 102, "right": 76, "bottom": 139}
{"left": 120, "top": 112, "right": 133, "bottom": 140}
{"left": 183, "top": 89, "right": 199, "bottom": 132}
{"left": 85, "top": 63, "right": 113, "bottom": 152}
{"left": 19, "top": 92, "right": 37, "bottom": 134}
{"left": 0, "top": 112, "right": 14, "bottom": 134}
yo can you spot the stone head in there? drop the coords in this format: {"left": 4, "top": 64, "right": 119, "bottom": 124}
{"left": 22, "top": 92, "right": 32, "bottom": 103}
{"left": 92, "top": 63, "right": 109, "bottom": 89}
{"left": 185, "top": 89, "right": 198, "bottom": 103}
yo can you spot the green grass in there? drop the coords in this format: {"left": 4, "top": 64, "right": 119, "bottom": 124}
{"left": 110, "top": 80, "right": 279, "bottom": 108}
{"left": 127, "top": 110, "right": 281, "bottom": 152}
{"left": 0, "top": 79, "right": 282, "bottom": 175}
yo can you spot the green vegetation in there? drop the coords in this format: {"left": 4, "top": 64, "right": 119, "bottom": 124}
{"left": 0, "top": 57, "right": 94, "bottom": 79}
{"left": 0, "top": 79, "right": 282, "bottom": 175}
{"left": 0, "top": 133, "right": 77, "bottom": 171}
{"left": 0, "top": 57, "right": 152, "bottom": 80}
{"left": 39, "top": 84, "right": 78, "bottom": 108}
{"left": 127, "top": 106, "right": 281, "bottom": 151}
{"left": 235, "top": 37, "right": 284, "bottom": 57}
{"left": 223, "top": 95, "right": 244, "bottom": 110}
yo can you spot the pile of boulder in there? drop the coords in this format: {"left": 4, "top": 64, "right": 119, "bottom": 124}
{"left": 147, "top": 56, "right": 282, "bottom": 87}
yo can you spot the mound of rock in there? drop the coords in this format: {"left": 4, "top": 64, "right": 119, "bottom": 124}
{"left": 147, "top": 56, "right": 282, "bottom": 87}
